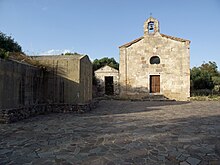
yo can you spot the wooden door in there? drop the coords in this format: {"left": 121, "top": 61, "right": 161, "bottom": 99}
{"left": 150, "top": 75, "right": 160, "bottom": 93}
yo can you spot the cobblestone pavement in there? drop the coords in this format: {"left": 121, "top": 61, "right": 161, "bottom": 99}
{"left": 0, "top": 100, "right": 220, "bottom": 165}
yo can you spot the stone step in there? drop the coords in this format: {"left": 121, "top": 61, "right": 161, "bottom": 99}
{"left": 142, "top": 95, "right": 173, "bottom": 101}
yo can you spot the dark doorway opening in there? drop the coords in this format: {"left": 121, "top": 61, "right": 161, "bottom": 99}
{"left": 105, "top": 76, "right": 114, "bottom": 95}
{"left": 150, "top": 75, "right": 160, "bottom": 93}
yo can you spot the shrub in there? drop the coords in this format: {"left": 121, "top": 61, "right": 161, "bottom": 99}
{"left": 0, "top": 48, "right": 9, "bottom": 59}
{"left": 191, "top": 89, "right": 220, "bottom": 97}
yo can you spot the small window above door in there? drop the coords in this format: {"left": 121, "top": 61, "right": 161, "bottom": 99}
{"left": 150, "top": 56, "right": 160, "bottom": 64}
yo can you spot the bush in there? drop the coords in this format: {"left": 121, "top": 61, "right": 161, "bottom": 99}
{"left": 0, "top": 48, "right": 9, "bottom": 59}
{"left": 191, "top": 89, "right": 220, "bottom": 96}
{"left": 0, "top": 31, "right": 22, "bottom": 53}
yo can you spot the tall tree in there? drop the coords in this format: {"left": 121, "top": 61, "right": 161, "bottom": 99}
{"left": 92, "top": 57, "right": 119, "bottom": 85}
{"left": 190, "top": 61, "right": 220, "bottom": 90}
{"left": 0, "top": 32, "right": 22, "bottom": 52}
{"left": 200, "top": 61, "right": 219, "bottom": 77}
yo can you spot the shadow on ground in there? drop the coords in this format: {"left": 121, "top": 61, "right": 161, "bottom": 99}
{"left": 88, "top": 99, "right": 190, "bottom": 116}
{"left": 0, "top": 100, "right": 220, "bottom": 164}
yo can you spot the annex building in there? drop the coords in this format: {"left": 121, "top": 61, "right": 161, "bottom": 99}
{"left": 119, "top": 17, "right": 190, "bottom": 101}
{"left": 94, "top": 65, "right": 119, "bottom": 96}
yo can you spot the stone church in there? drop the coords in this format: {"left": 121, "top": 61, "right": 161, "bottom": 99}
{"left": 119, "top": 17, "right": 190, "bottom": 101}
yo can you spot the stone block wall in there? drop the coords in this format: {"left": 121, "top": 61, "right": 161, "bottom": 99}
{"left": 119, "top": 17, "right": 190, "bottom": 101}
{"left": 0, "top": 55, "right": 93, "bottom": 123}
{"left": 0, "top": 58, "right": 44, "bottom": 109}
{"left": 80, "top": 56, "right": 93, "bottom": 102}
{"left": 32, "top": 55, "right": 92, "bottom": 104}
{"left": 0, "top": 101, "right": 98, "bottom": 124}
{"left": 95, "top": 65, "right": 119, "bottom": 96}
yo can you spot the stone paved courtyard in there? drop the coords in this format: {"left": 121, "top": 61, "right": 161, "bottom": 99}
{"left": 0, "top": 100, "right": 220, "bottom": 165}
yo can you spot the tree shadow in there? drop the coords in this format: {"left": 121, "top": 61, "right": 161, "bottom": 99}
{"left": 88, "top": 99, "right": 190, "bottom": 116}
{"left": 88, "top": 114, "right": 220, "bottom": 164}
{"left": 0, "top": 100, "right": 219, "bottom": 164}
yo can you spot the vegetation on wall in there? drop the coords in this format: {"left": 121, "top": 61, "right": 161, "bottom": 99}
{"left": 0, "top": 32, "right": 23, "bottom": 59}
{"left": 62, "top": 52, "right": 80, "bottom": 56}
{"left": 0, "top": 48, "right": 9, "bottom": 59}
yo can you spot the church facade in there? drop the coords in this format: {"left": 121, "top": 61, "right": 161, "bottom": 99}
{"left": 119, "top": 17, "right": 190, "bottom": 101}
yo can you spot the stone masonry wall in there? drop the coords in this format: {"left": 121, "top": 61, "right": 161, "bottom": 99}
{"left": 95, "top": 66, "right": 119, "bottom": 96}
{"left": 0, "top": 56, "right": 93, "bottom": 123}
{"left": 0, "top": 58, "right": 44, "bottom": 109}
{"left": 0, "top": 101, "right": 97, "bottom": 124}
{"left": 32, "top": 56, "right": 80, "bottom": 104}
{"left": 80, "top": 56, "right": 93, "bottom": 102}
{"left": 119, "top": 17, "right": 190, "bottom": 101}
{"left": 32, "top": 55, "right": 92, "bottom": 104}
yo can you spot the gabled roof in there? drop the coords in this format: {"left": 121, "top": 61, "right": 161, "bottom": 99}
{"left": 8, "top": 53, "right": 40, "bottom": 66}
{"left": 119, "top": 33, "right": 190, "bottom": 48}
{"left": 160, "top": 33, "right": 190, "bottom": 43}
{"left": 119, "top": 37, "right": 144, "bottom": 48}
{"left": 95, "top": 65, "right": 118, "bottom": 73}
{"left": 32, "top": 54, "right": 92, "bottom": 64}
{"left": 32, "top": 54, "right": 84, "bottom": 60}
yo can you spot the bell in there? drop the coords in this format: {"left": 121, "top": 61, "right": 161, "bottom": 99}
{"left": 149, "top": 24, "right": 154, "bottom": 30}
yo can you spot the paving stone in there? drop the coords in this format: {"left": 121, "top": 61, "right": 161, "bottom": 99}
{"left": 157, "top": 155, "right": 166, "bottom": 161}
{"left": 204, "top": 153, "right": 220, "bottom": 161}
{"left": 177, "top": 154, "right": 188, "bottom": 161}
{"left": 169, "top": 150, "right": 182, "bottom": 157}
{"left": 0, "top": 149, "right": 13, "bottom": 155}
{"left": 157, "top": 145, "right": 167, "bottom": 152}
{"left": 0, "top": 100, "right": 220, "bottom": 164}
{"left": 209, "top": 160, "right": 220, "bottom": 165}
{"left": 180, "top": 161, "right": 190, "bottom": 165}
{"left": 198, "top": 160, "right": 209, "bottom": 165}
{"left": 186, "top": 157, "right": 201, "bottom": 165}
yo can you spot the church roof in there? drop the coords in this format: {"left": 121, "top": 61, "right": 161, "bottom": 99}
{"left": 32, "top": 54, "right": 85, "bottom": 60}
{"left": 119, "top": 34, "right": 190, "bottom": 48}
{"left": 95, "top": 65, "right": 119, "bottom": 73}
{"left": 119, "top": 37, "right": 144, "bottom": 48}
{"left": 160, "top": 33, "right": 190, "bottom": 43}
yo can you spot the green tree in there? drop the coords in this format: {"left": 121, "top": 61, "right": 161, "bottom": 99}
{"left": 92, "top": 57, "right": 119, "bottom": 71}
{"left": 92, "top": 57, "right": 119, "bottom": 86}
{"left": 212, "top": 76, "right": 220, "bottom": 86}
{"left": 0, "top": 32, "right": 22, "bottom": 52}
{"left": 200, "top": 61, "right": 219, "bottom": 77}
{"left": 0, "top": 32, "right": 23, "bottom": 59}
{"left": 0, "top": 48, "right": 9, "bottom": 59}
{"left": 190, "top": 61, "right": 220, "bottom": 90}
{"left": 200, "top": 61, "right": 220, "bottom": 87}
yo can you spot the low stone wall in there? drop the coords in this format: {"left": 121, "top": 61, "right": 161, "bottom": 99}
{"left": 0, "top": 100, "right": 98, "bottom": 124}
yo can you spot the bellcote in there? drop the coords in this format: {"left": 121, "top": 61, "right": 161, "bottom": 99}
{"left": 144, "top": 17, "right": 160, "bottom": 35}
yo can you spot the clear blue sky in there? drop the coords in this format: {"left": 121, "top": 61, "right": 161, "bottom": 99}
{"left": 0, "top": 0, "right": 220, "bottom": 69}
